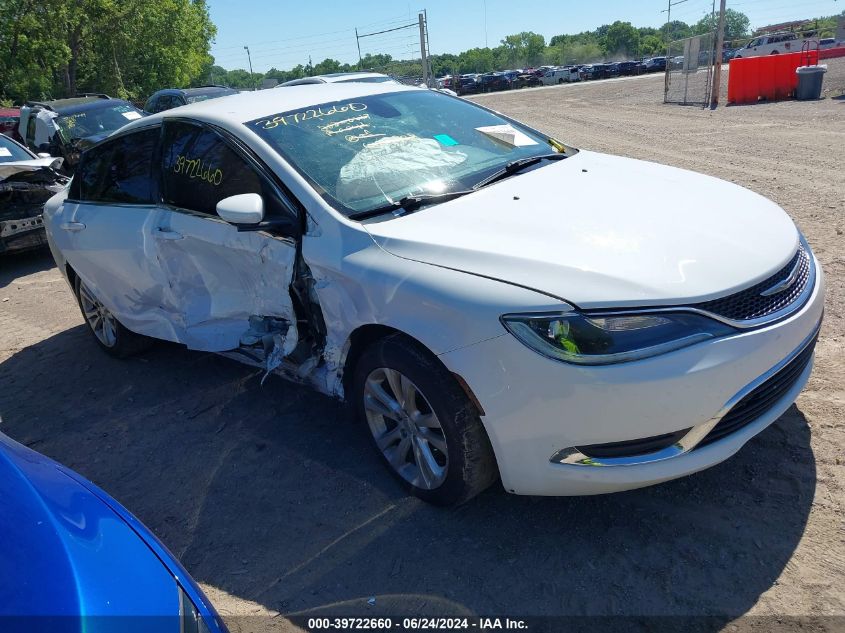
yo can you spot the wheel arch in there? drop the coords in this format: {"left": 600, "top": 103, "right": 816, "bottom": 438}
{"left": 339, "top": 324, "right": 485, "bottom": 417}
{"left": 65, "top": 260, "right": 79, "bottom": 289}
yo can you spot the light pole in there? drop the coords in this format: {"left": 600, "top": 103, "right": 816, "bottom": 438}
{"left": 244, "top": 45, "right": 255, "bottom": 90}
{"left": 483, "top": 0, "right": 488, "bottom": 48}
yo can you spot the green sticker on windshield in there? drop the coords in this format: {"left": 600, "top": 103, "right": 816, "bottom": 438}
{"left": 434, "top": 134, "right": 459, "bottom": 146}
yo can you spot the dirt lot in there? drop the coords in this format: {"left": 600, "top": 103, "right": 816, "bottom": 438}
{"left": 1, "top": 63, "right": 844, "bottom": 631}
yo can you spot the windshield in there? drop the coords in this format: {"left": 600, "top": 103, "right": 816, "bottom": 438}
{"left": 247, "top": 89, "right": 567, "bottom": 216}
{"left": 54, "top": 104, "right": 143, "bottom": 142}
{"left": 0, "top": 135, "right": 34, "bottom": 162}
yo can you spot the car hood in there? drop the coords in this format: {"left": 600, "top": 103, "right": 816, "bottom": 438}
{"left": 0, "top": 434, "right": 178, "bottom": 620}
{"left": 0, "top": 157, "right": 64, "bottom": 181}
{"left": 363, "top": 150, "right": 799, "bottom": 307}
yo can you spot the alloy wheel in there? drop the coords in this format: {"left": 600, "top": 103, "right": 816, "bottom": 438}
{"left": 363, "top": 367, "right": 449, "bottom": 489}
{"left": 78, "top": 281, "right": 118, "bottom": 348}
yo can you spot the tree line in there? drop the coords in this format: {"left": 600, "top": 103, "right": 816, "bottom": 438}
{"left": 2, "top": 4, "right": 841, "bottom": 103}
{"left": 0, "top": 0, "right": 215, "bottom": 105}
{"left": 208, "top": 11, "right": 758, "bottom": 89}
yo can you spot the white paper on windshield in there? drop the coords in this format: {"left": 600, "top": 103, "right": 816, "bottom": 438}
{"left": 122, "top": 111, "right": 142, "bottom": 120}
{"left": 0, "top": 147, "right": 11, "bottom": 157}
{"left": 475, "top": 124, "right": 539, "bottom": 147}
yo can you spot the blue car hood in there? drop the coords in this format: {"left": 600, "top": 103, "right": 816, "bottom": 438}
{"left": 0, "top": 434, "right": 178, "bottom": 624}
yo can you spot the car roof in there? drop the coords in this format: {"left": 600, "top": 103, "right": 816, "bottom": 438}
{"left": 280, "top": 72, "right": 390, "bottom": 87}
{"left": 152, "top": 86, "right": 236, "bottom": 97}
{"left": 123, "top": 81, "right": 422, "bottom": 131}
{"left": 320, "top": 72, "right": 388, "bottom": 81}
{"left": 25, "top": 96, "right": 132, "bottom": 116}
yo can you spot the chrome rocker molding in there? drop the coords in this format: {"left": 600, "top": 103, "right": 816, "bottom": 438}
{"left": 551, "top": 319, "right": 822, "bottom": 468}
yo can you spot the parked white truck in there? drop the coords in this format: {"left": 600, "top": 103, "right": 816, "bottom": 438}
{"left": 734, "top": 32, "right": 810, "bottom": 58}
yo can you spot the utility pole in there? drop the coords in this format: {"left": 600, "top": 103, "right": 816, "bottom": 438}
{"left": 244, "top": 46, "right": 255, "bottom": 90}
{"left": 419, "top": 12, "right": 430, "bottom": 87}
{"left": 711, "top": 0, "right": 727, "bottom": 107}
{"left": 355, "top": 28, "right": 363, "bottom": 70}
{"left": 482, "top": 0, "right": 488, "bottom": 48}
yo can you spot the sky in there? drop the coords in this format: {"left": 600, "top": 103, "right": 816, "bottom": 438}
{"left": 207, "top": 0, "right": 843, "bottom": 72}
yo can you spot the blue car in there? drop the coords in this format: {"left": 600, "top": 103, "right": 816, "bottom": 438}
{"left": 0, "top": 432, "right": 227, "bottom": 633}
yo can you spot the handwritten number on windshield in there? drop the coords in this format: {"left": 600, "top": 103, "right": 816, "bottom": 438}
{"left": 255, "top": 103, "right": 368, "bottom": 130}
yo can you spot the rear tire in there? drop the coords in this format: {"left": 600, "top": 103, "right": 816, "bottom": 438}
{"left": 74, "top": 277, "right": 154, "bottom": 358}
{"left": 353, "top": 334, "right": 498, "bottom": 505}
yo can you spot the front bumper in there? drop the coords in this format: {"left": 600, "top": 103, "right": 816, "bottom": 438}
{"left": 439, "top": 259, "right": 825, "bottom": 496}
{"left": 0, "top": 215, "right": 47, "bottom": 254}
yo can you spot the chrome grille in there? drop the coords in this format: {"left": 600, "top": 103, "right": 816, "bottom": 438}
{"left": 693, "top": 245, "right": 811, "bottom": 323}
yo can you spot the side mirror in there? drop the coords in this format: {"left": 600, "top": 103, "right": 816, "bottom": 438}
{"left": 216, "top": 193, "right": 265, "bottom": 225}
{"left": 37, "top": 152, "right": 52, "bottom": 159}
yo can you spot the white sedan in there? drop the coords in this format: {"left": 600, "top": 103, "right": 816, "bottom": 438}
{"left": 43, "top": 83, "right": 824, "bottom": 504}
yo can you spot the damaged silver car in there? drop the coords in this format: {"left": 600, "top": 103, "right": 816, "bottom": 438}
{"left": 0, "top": 135, "right": 68, "bottom": 255}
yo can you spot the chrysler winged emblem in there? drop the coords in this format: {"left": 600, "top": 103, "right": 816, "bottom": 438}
{"left": 760, "top": 257, "right": 802, "bottom": 297}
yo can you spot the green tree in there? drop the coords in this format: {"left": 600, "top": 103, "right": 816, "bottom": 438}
{"left": 660, "top": 20, "right": 693, "bottom": 43}
{"left": 602, "top": 21, "right": 640, "bottom": 57}
{"left": 640, "top": 34, "right": 666, "bottom": 56}
{"left": 458, "top": 47, "right": 496, "bottom": 73}
{"left": 0, "top": 0, "right": 216, "bottom": 103}
{"left": 693, "top": 8, "right": 750, "bottom": 41}
{"left": 500, "top": 31, "right": 546, "bottom": 67}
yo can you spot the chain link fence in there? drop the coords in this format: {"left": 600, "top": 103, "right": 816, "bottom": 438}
{"left": 664, "top": 32, "right": 715, "bottom": 106}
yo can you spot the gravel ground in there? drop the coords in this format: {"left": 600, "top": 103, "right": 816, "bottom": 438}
{"left": 1, "top": 62, "right": 843, "bottom": 632}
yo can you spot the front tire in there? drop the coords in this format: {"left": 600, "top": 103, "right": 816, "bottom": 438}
{"left": 75, "top": 278, "right": 154, "bottom": 358}
{"left": 353, "top": 335, "right": 498, "bottom": 505}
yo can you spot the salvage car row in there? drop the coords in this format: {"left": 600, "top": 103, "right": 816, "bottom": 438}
{"left": 438, "top": 58, "right": 668, "bottom": 93}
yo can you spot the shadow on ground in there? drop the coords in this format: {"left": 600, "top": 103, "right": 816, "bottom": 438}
{"left": 0, "top": 249, "right": 56, "bottom": 286}
{"left": 0, "top": 259, "right": 816, "bottom": 626}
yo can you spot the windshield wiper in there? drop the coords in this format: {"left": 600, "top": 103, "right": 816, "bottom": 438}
{"left": 348, "top": 190, "right": 475, "bottom": 221}
{"left": 472, "top": 152, "right": 567, "bottom": 190}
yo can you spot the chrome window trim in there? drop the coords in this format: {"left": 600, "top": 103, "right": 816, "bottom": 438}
{"left": 551, "top": 318, "right": 822, "bottom": 468}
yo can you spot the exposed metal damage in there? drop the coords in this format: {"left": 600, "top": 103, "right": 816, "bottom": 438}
{"left": 218, "top": 234, "right": 333, "bottom": 393}
{"left": 0, "top": 164, "right": 68, "bottom": 254}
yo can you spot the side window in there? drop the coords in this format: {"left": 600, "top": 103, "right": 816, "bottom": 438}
{"left": 76, "top": 127, "right": 159, "bottom": 204}
{"left": 144, "top": 96, "right": 159, "bottom": 113}
{"left": 160, "top": 121, "right": 294, "bottom": 221}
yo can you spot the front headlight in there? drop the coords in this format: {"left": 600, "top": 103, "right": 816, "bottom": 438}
{"left": 501, "top": 311, "right": 735, "bottom": 365}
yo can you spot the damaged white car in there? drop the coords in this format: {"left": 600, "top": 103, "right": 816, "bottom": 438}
{"left": 43, "top": 83, "right": 824, "bottom": 504}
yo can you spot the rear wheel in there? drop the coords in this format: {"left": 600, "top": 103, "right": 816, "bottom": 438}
{"left": 353, "top": 335, "right": 497, "bottom": 505}
{"left": 75, "top": 278, "right": 154, "bottom": 357}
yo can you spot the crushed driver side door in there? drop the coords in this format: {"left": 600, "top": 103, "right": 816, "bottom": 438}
{"left": 153, "top": 119, "right": 301, "bottom": 353}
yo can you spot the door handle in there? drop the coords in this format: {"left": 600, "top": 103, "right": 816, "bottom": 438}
{"left": 155, "top": 228, "right": 183, "bottom": 241}
{"left": 60, "top": 222, "right": 86, "bottom": 232}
